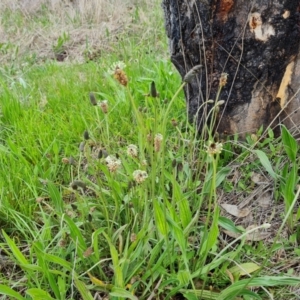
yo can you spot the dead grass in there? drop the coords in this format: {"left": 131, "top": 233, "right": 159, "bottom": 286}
{"left": 0, "top": 0, "right": 161, "bottom": 63}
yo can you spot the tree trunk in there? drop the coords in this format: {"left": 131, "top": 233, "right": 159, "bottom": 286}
{"left": 162, "top": 0, "right": 300, "bottom": 138}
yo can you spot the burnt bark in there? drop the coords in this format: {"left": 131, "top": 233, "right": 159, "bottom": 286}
{"left": 162, "top": 0, "right": 300, "bottom": 137}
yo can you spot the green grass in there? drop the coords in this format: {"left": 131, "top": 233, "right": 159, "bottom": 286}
{"left": 0, "top": 1, "right": 300, "bottom": 300}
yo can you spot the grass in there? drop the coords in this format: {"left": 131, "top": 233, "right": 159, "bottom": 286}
{"left": 0, "top": 1, "right": 300, "bottom": 299}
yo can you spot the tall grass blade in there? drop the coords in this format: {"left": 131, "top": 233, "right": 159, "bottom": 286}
{"left": 63, "top": 214, "right": 87, "bottom": 251}
{"left": 47, "top": 182, "right": 64, "bottom": 214}
{"left": 33, "top": 242, "right": 61, "bottom": 299}
{"left": 281, "top": 125, "right": 298, "bottom": 163}
{"left": 102, "top": 232, "right": 124, "bottom": 288}
{"left": 218, "top": 276, "right": 300, "bottom": 299}
{"left": 33, "top": 242, "right": 72, "bottom": 271}
{"left": 110, "top": 287, "right": 138, "bottom": 300}
{"left": 2, "top": 230, "right": 29, "bottom": 265}
{"left": 0, "top": 285, "right": 26, "bottom": 300}
{"left": 74, "top": 277, "right": 94, "bottom": 300}
{"left": 283, "top": 164, "right": 297, "bottom": 206}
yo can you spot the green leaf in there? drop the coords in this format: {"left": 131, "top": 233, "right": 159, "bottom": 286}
{"left": 218, "top": 276, "right": 300, "bottom": 300}
{"left": 229, "top": 262, "right": 260, "bottom": 276}
{"left": 177, "top": 270, "right": 190, "bottom": 285}
{"left": 216, "top": 167, "right": 231, "bottom": 187}
{"left": 192, "top": 249, "right": 243, "bottom": 278}
{"left": 26, "top": 288, "right": 55, "bottom": 300}
{"left": 204, "top": 167, "right": 231, "bottom": 193}
{"left": 0, "top": 144, "right": 10, "bottom": 154}
{"left": 206, "top": 206, "right": 219, "bottom": 252}
{"left": 0, "top": 285, "right": 26, "bottom": 300}
{"left": 74, "top": 278, "right": 94, "bottom": 300}
{"left": 147, "top": 239, "right": 164, "bottom": 266}
{"left": 110, "top": 287, "right": 138, "bottom": 300}
{"left": 102, "top": 232, "right": 124, "bottom": 288}
{"left": 182, "top": 289, "right": 220, "bottom": 299}
{"left": 268, "top": 127, "right": 274, "bottom": 139}
{"left": 33, "top": 242, "right": 60, "bottom": 299}
{"left": 32, "top": 245, "right": 72, "bottom": 272}
{"left": 218, "top": 217, "right": 243, "bottom": 234}
{"left": 281, "top": 125, "right": 298, "bottom": 163}
{"left": 153, "top": 199, "right": 168, "bottom": 236}
{"left": 178, "top": 197, "right": 192, "bottom": 229}
{"left": 283, "top": 164, "right": 297, "bottom": 206}
{"left": 48, "top": 182, "right": 63, "bottom": 214}
{"left": 167, "top": 216, "right": 186, "bottom": 253}
{"left": 2, "top": 230, "right": 29, "bottom": 266}
{"left": 21, "top": 264, "right": 43, "bottom": 272}
{"left": 57, "top": 276, "right": 67, "bottom": 299}
{"left": 183, "top": 292, "right": 198, "bottom": 300}
{"left": 63, "top": 215, "right": 87, "bottom": 251}
{"left": 254, "top": 150, "right": 277, "bottom": 179}
{"left": 163, "top": 171, "right": 192, "bottom": 228}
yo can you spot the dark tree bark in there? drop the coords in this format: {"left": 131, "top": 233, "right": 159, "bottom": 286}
{"left": 162, "top": 0, "right": 300, "bottom": 138}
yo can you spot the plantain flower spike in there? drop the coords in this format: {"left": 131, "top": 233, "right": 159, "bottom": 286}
{"left": 89, "top": 92, "right": 97, "bottom": 106}
{"left": 219, "top": 73, "right": 228, "bottom": 87}
{"left": 150, "top": 81, "right": 159, "bottom": 97}
{"left": 133, "top": 170, "right": 148, "bottom": 184}
{"left": 183, "top": 65, "right": 202, "bottom": 83}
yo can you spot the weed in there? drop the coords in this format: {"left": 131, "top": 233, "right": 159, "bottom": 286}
{"left": 0, "top": 1, "right": 300, "bottom": 300}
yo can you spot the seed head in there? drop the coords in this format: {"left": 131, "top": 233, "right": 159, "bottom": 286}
{"left": 130, "top": 233, "right": 137, "bottom": 242}
{"left": 154, "top": 133, "right": 163, "bottom": 152}
{"left": 99, "top": 100, "right": 108, "bottom": 113}
{"left": 70, "top": 180, "right": 87, "bottom": 190}
{"left": 108, "top": 61, "right": 126, "bottom": 74}
{"left": 205, "top": 141, "right": 223, "bottom": 157}
{"left": 150, "top": 81, "right": 159, "bottom": 98}
{"left": 83, "top": 247, "right": 93, "bottom": 258}
{"left": 62, "top": 157, "right": 69, "bottom": 164}
{"left": 83, "top": 130, "right": 89, "bottom": 140}
{"left": 105, "top": 155, "right": 121, "bottom": 173}
{"left": 141, "top": 159, "right": 148, "bottom": 166}
{"left": 79, "top": 141, "right": 85, "bottom": 152}
{"left": 171, "top": 118, "right": 178, "bottom": 127}
{"left": 89, "top": 92, "right": 97, "bottom": 106}
{"left": 219, "top": 73, "right": 228, "bottom": 87}
{"left": 114, "top": 68, "right": 128, "bottom": 86}
{"left": 109, "top": 61, "right": 128, "bottom": 86}
{"left": 36, "top": 197, "right": 44, "bottom": 203}
{"left": 183, "top": 65, "right": 202, "bottom": 83}
{"left": 216, "top": 100, "right": 225, "bottom": 106}
{"left": 127, "top": 144, "right": 138, "bottom": 158}
{"left": 58, "top": 239, "right": 67, "bottom": 248}
{"left": 147, "top": 133, "right": 152, "bottom": 142}
{"left": 98, "top": 149, "right": 108, "bottom": 159}
{"left": 133, "top": 170, "right": 148, "bottom": 184}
